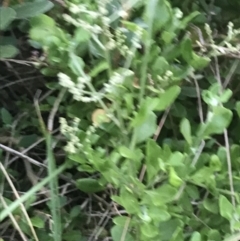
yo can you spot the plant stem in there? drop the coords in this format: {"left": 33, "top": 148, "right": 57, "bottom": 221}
{"left": 138, "top": 0, "right": 157, "bottom": 104}
{"left": 46, "top": 132, "right": 62, "bottom": 241}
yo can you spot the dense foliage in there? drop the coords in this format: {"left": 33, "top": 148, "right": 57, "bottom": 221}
{"left": 1, "top": 0, "right": 240, "bottom": 241}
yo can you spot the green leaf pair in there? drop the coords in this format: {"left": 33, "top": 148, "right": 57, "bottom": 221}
{"left": 181, "top": 38, "right": 210, "bottom": 70}
{"left": 0, "top": 1, "right": 54, "bottom": 59}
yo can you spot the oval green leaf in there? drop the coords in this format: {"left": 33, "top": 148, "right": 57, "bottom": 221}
{"left": 0, "top": 7, "right": 16, "bottom": 30}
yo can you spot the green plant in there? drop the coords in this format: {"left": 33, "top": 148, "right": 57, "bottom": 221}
{"left": 0, "top": 0, "right": 54, "bottom": 59}
{"left": 4, "top": 0, "right": 240, "bottom": 240}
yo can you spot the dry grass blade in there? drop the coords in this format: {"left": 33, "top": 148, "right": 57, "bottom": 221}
{"left": 0, "top": 162, "right": 39, "bottom": 241}
{"left": 0, "top": 196, "right": 28, "bottom": 241}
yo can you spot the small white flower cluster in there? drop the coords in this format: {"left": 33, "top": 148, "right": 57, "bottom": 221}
{"left": 109, "top": 24, "right": 143, "bottom": 54}
{"left": 62, "top": 14, "right": 102, "bottom": 35}
{"left": 69, "top": 3, "right": 99, "bottom": 19}
{"left": 97, "top": 0, "right": 110, "bottom": 16}
{"left": 226, "top": 22, "right": 240, "bottom": 41}
{"left": 104, "top": 69, "right": 134, "bottom": 94}
{"left": 205, "top": 24, "right": 215, "bottom": 45}
{"left": 175, "top": 8, "right": 183, "bottom": 19}
{"left": 157, "top": 70, "right": 174, "bottom": 83}
{"left": 58, "top": 73, "right": 103, "bottom": 103}
{"left": 115, "top": 28, "right": 129, "bottom": 55}
{"left": 59, "top": 117, "right": 82, "bottom": 154}
{"left": 118, "top": 9, "right": 128, "bottom": 19}
{"left": 205, "top": 22, "right": 240, "bottom": 57}
{"left": 85, "top": 125, "right": 96, "bottom": 144}
{"left": 227, "top": 22, "right": 234, "bottom": 40}
{"left": 131, "top": 26, "right": 143, "bottom": 49}
{"left": 105, "top": 28, "right": 116, "bottom": 50}
{"left": 58, "top": 73, "right": 75, "bottom": 89}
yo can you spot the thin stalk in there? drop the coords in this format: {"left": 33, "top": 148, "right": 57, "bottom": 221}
{"left": 46, "top": 133, "right": 62, "bottom": 241}
{"left": 0, "top": 163, "right": 67, "bottom": 221}
{"left": 138, "top": 0, "right": 158, "bottom": 104}
{"left": 34, "top": 92, "right": 64, "bottom": 241}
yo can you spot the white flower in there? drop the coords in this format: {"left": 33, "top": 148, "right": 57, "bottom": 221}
{"left": 99, "top": 7, "right": 108, "bottom": 15}
{"left": 102, "top": 17, "right": 110, "bottom": 26}
{"left": 80, "top": 96, "right": 93, "bottom": 102}
{"left": 209, "top": 98, "right": 218, "bottom": 106}
{"left": 175, "top": 9, "right": 183, "bottom": 19}
{"left": 65, "top": 142, "right": 77, "bottom": 154}
{"left": 123, "top": 69, "right": 134, "bottom": 77}
{"left": 104, "top": 83, "right": 114, "bottom": 93}
{"left": 132, "top": 40, "right": 141, "bottom": 49}
{"left": 106, "top": 40, "right": 116, "bottom": 50}
{"left": 58, "top": 73, "right": 75, "bottom": 88}
{"left": 165, "top": 70, "right": 173, "bottom": 77}
{"left": 92, "top": 25, "right": 102, "bottom": 34}
{"left": 69, "top": 4, "right": 81, "bottom": 14}
{"left": 118, "top": 10, "right": 128, "bottom": 18}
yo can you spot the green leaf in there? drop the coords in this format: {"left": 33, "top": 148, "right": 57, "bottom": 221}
{"left": 219, "top": 195, "right": 233, "bottom": 221}
{"left": 131, "top": 98, "right": 157, "bottom": 126}
{"left": 209, "top": 154, "right": 222, "bottom": 172}
{"left": 75, "top": 178, "right": 105, "bottom": 193}
{"left": 69, "top": 153, "right": 86, "bottom": 164}
{"left": 168, "top": 152, "right": 184, "bottom": 167}
{"left": 207, "top": 229, "right": 221, "bottom": 241}
{"left": 201, "top": 107, "right": 233, "bottom": 136}
{"left": 190, "top": 232, "right": 201, "bottom": 241}
{"left": 152, "top": 56, "right": 169, "bottom": 76}
{"left": 69, "top": 206, "right": 81, "bottom": 218}
{"left": 141, "top": 223, "right": 159, "bottom": 238}
{"left": 191, "top": 53, "right": 210, "bottom": 70}
{"left": 118, "top": 146, "right": 143, "bottom": 161}
{"left": 0, "top": 45, "right": 19, "bottom": 59}
{"left": 145, "top": 0, "right": 171, "bottom": 34}
{"left": 134, "top": 111, "right": 157, "bottom": 144}
{"left": 68, "top": 54, "right": 85, "bottom": 75}
{"left": 169, "top": 226, "right": 183, "bottom": 241}
{"left": 1, "top": 108, "right": 13, "bottom": 125}
{"left": 62, "top": 231, "right": 82, "bottom": 241}
{"left": 181, "top": 38, "right": 193, "bottom": 63}
{"left": 146, "top": 139, "right": 162, "bottom": 182}
{"left": 180, "top": 11, "right": 200, "bottom": 29}
{"left": 13, "top": 1, "right": 54, "bottom": 19}
{"left": 113, "top": 216, "right": 130, "bottom": 227}
{"left": 180, "top": 118, "right": 192, "bottom": 145}
{"left": 113, "top": 190, "right": 139, "bottom": 214}
{"left": 181, "top": 37, "right": 210, "bottom": 70}
{"left": 144, "top": 184, "right": 177, "bottom": 206}
{"left": 235, "top": 101, "right": 240, "bottom": 118}
{"left": 159, "top": 219, "right": 183, "bottom": 240}
{"left": 30, "top": 26, "right": 59, "bottom": 45}
{"left": 220, "top": 89, "right": 232, "bottom": 103}
{"left": 155, "top": 85, "right": 181, "bottom": 111}
{"left": 148, "top": 206, "right": 171, "bottom": 222}
{"left": 30, "top": 216, "right": 44, "bottom": 228}
{"left": 223, "top": 232, "right": 240, "bottom": 241}
{"left": 90, "top": 61, "right": 109, "bottom": 77}
{"left": 0, "top": 7, "right": 16, "bottom": 30}
{"left": 73, "top": 28, "right": 91, "bottom": 44}
{"left": 169, "top": 167, "right": 183, "bottom": 187}
{"left": 203, "top": 198, "right": 219, "bottom": 214}
{"left": 30, "top": 14, "right": 55, "bottom": 28}
{"left": 161, "top": 31, "right": 176, "bottom": 44}
{"left": 190, "top": 167, "right": 214, "bottom": 186}
{"left": 111, "top": 225, "right": 134, "bottom": 241}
